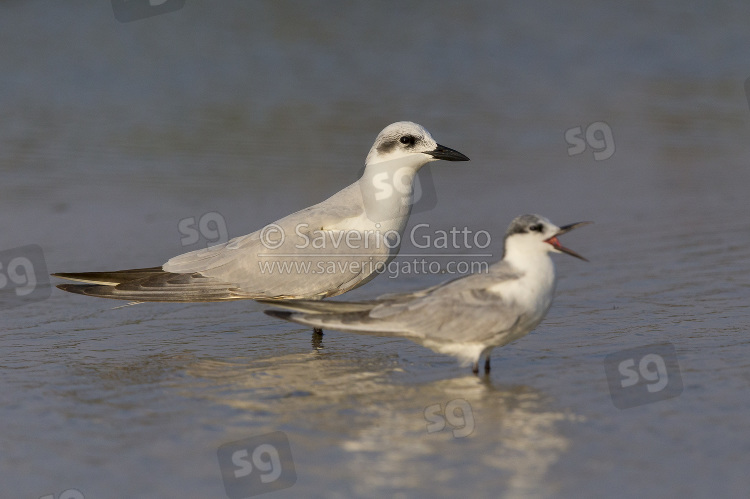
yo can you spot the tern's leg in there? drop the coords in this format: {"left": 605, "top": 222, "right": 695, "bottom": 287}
{"left": 312, "top": 328, "right": 324, "bottom": 350}
{"left": 472, "top": 361, "right": 479, "bottom": 375}
{"left": 484, "top": 356, "right": 491, "bottom": 373}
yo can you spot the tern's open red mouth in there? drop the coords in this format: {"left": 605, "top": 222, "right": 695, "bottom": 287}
{"left": 544, "top": 234, "right": 588, "bottom": 261}
{"left": 545, "top": 236, "right": 562, "bottom": 250}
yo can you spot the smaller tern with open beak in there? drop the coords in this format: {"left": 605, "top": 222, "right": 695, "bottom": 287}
{"left": 262, "top": 214, "right": 591, "bottom": 374}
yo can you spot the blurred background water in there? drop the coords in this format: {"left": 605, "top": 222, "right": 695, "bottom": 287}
{"left": 2, "top": 1, "right": 750, "bottom": 497}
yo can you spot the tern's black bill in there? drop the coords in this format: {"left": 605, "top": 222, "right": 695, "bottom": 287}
{"left": 555, "top": 221, "right": 593, "bottom": 236}
{"left": 545, "top": 221, "right": 592, "bottom": 261}
{"left": 427, "top": 143, "right": 470, "bottom": 162}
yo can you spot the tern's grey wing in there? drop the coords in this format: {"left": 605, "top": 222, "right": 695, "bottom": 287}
{"left": 260, "top": 263, "right": 514, "bottom": 314}
{"left": 376, "top": 288, "right": 526, "bottom": 343}
{"left": 367, "top": 260, "right": 515, "bottom": 304}
{"left": 366, "top": 263, "right": 520, "bottom": 317}
{"left": 265, "top": 287, "right": 526, "bottom": 346}
{"left": 56, "top": 223, "right": 394, "bottom": 302}
{"left": 257, "top": 283, "right": 450, "bottom": 315}
{"left": 264, "top": 263, "right": 529, "bottom": 343}
{"left": 157, "top": 184, "right": 396, "bottom": 299}
{"left": 163, "top": 184, "right": 365, "bottom": 274}
{"left": 372, "top": 283, "right": 445, "bottom": 302}
{"left": 55, "top": 185, "right": 383, "bottom": 302}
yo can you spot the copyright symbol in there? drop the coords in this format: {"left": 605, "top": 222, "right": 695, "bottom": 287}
{"left": 260, "top": 224, "right": 285, "bottom": 249}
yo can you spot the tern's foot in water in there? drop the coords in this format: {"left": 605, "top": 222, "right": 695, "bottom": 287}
{"left": 312, "top": 328, "right": 324, "bottom": 350}
{"left": 472, "top": 356, "right": 491, "bottom": 376}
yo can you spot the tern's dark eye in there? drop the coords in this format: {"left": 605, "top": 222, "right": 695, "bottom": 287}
{"left": 529, "top": 223, "right": 544, "bottom": 233}
{"left": 399, "top": 135, "right": 416, "bottom": 146}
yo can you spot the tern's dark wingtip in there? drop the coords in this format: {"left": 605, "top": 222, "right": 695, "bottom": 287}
{"left": 264, "top": 310, "right": 294, "bottom": 320}
{"left": 56, "top": 283, "right": 88, "bottom": 295}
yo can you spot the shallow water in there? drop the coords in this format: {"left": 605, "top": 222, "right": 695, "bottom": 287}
{"left": 2, "top": 1, "right": 750, "bottom": 498}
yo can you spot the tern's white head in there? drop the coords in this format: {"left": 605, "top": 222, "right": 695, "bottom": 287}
{"left": 502, "top": 214, "right": 591, "bottom": 264}
{"left": 365, "top": 121, "right": 469, "bottom": 165}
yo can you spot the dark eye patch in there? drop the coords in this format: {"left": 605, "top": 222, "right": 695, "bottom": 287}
{"left": 529, "top": 223, "right": 544, "bottom": 233}
{"left": 399, "top": 135, "right": 416, "bottom": 146}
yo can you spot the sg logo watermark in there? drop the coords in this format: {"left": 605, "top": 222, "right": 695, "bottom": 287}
{"left": 178, "top": 211, "right": 229, "bottom": 249}
{"left": 40, "top": 489, "right": 84, "bottom": 499}
{"left": 604, "top": 343, "right": 683, "bottom": 409}
{"left": 0, "top": 245, "right": 50, "bottom": 309}
{"left": 565, "top": 121, "right": 615, "bottom": 161}
{"left": 358, "top": 156, "right": 437, "bottom": 223}
{"left": 217, "top": 431, "right": 297, "bottom": 498}
{"left": 111, "top": 0, "right": 186, "bottom": 23}
{"left": 424, "top": 399, "right": 475, "bottom": 438}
